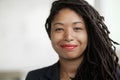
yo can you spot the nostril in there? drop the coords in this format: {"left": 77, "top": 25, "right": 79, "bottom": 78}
{"left": 64, "top": 38, "right": 74, "bottom": 42}
{"left": 64, "top": 30, "right": 74, "bottom": 42}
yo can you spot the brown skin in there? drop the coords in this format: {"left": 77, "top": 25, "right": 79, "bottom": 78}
{"left": 50, "top": 8, "right": 88, "bottom": 80}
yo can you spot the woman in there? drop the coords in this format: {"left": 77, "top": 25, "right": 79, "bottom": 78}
{"left": 25, "top": 0, "right": 120, "bottom": 80}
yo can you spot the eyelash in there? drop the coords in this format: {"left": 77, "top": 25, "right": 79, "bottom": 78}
{"left": 55, "top": 28, "right": 64, "bottom": 31}
{"left": 54, "top": 27, "right": 82, "bottom": 32}
{"left": 74, "top": 27, "right": 82, "bottom": 31}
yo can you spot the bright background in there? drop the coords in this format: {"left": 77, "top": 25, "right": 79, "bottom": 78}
{"left": 0, "top": 0, "right": 120, "bottom": 80}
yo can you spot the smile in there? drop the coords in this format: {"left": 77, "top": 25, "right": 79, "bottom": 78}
{"left": 61, "top": 44, "right": 78, "bottom": 50}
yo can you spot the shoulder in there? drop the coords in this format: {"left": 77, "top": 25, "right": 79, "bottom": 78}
{"left": 117, "top": 66, "right": 120, "bottom": 80}
{"left": 26, "top": 67, "right": 50, "bottom": 80}
{"left": 25, "top": 62, "right": 59, "bottom": 80}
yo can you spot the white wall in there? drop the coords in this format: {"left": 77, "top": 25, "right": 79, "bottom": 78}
{"left": 0, "top": 0, "right": 59, "bottom": 79}
{"left": 0, "top": 0, "right": 60, "bottom": 69}
{"left": 0, "top": 0, "right": 119, "bottom": 80}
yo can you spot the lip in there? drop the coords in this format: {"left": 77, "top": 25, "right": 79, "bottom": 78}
{"left": 61, "top": 44, "right": 78, "bottom": 50}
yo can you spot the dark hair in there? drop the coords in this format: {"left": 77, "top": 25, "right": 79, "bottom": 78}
{"left": 45, "top": 0, "right": 119, "bottom": 80}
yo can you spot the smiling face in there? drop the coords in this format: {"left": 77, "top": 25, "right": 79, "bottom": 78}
{"left": 50, "top": 8, "right": 88, "bottom": 61}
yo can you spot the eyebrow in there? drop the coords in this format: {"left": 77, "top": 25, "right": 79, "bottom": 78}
{"left": 53, "top": 22, "right": 64, "bottom": 26}
{"left": 73, "top": 21, "right": 82, "bottom": 24}
{"left": 53, "top": 21, "right": 82, "bottom": 26}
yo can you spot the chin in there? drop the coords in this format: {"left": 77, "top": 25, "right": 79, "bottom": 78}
{"left": 60, "top": 55, "right": 84, "bottom": 61}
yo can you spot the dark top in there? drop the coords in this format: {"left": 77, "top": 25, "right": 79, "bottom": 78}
{"left": 25, "top": 62, "right": 120, "bottom": 80}
{"left": 25, "top": 62, "right": 60, "bottom": 80}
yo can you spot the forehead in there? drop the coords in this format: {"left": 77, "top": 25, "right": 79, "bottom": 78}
{"left": 51, "top": 8, "right": 85, "bottom": 26}
{"left": 52, "top": 8, "right": 84, "bottom": 23}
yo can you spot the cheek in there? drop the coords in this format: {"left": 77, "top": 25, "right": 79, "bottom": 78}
{"left": 77, "top": 32, "right": 88, "bottom": 44}
{"left": 51, "top": 33, "right": 63, "bottom": 45}
{"left": 83, "top": 34, "right": 88, "bottom": 42}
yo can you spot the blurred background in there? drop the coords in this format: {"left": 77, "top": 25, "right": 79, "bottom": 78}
{"left": 0, "top": 0, "right": 120, "bottom": 80}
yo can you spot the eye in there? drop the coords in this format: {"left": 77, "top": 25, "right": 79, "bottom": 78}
{"left": 74, "top": 27, "right": 82, "bottom": 31}
{"left": 55, "top": 28, "right": 64, "bottom": 32}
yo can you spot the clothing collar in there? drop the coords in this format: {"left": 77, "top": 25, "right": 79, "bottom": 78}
{"left": 45, "top": 61, "right": 60, "bottom": 80}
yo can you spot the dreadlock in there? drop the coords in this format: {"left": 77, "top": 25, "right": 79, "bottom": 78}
{"left": 45, "top": 0, "right": 120, "bottom": 80}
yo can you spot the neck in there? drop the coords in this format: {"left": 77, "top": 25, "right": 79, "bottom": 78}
{"left": 60, "top": 57, "right": 84, "bottom": 79}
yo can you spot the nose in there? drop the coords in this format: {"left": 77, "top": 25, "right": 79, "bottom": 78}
{"left": 64, "top": 29, "right": 74, "bottom": 42}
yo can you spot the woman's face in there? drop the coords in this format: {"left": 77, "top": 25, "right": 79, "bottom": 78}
{"left": 51, "top": 8, "right": 88, "bottom": 61}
